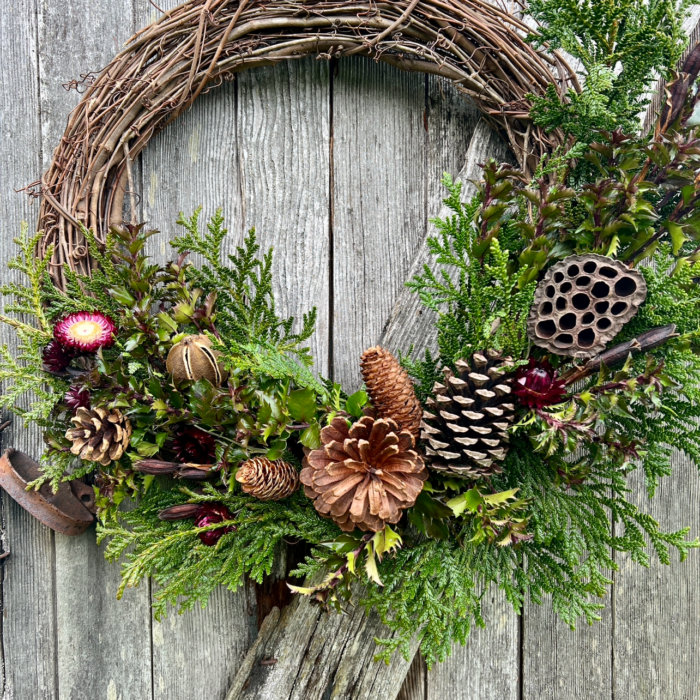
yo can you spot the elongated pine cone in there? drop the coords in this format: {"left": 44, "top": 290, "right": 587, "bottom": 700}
{"left": 65, "top": 407, "right": 132, "bottom": 466}
{"left": 301, "top": 415, "right": 427, "bottom": 532}
{"left": 236, "top": 457, "right": 299, "bottom": 501}
{"left": 360, "top": 346, "right": 422, "bottom": 438}
{"left": 421, "top": 350, "right": 516, "bottom": 478}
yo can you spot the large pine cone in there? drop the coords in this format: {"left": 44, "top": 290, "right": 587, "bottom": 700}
{"left": 421, "top": 350, "right": 516, "bottom": 478}
{"left": 360, "top": 346, "right": 422, "bottom": 438}
{"left": 301, "top": 415, "right": 427, "bottom": 532}
{"left": 236, "top": 457, "right": 299, "bottom": 501}
{"left": 65, "top": 407, "right": 132, "bottom": 466}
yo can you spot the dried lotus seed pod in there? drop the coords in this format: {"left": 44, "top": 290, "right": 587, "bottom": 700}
{"left": 527, "top": 254, "right": 647, "bottom": 358}
{"left": 166, "top": 334, "right": 229, "bottom": 386}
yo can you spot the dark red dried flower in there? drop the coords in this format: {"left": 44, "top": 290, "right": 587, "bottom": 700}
{"left": 514, "top": 358, "right": 567, "bottom": 409}
{"left": 65, "top": 386, "right": 91, "bottom": 413}
{"left": 42, "top": 340, "right": 76, "bottom": 372}
{"left": 54, "top": 311, "right": 117, "bottom": 352}
{"left": 194, "top": 503, "right": 235, "bottom": 546}
{"left": 172, "top": 425, "right": 217, "bottom": 464}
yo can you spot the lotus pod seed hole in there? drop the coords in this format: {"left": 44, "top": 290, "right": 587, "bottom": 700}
{"left": 599, "top": 266, "right": 619, "bottom": 279}
{"left": 560, "top": 281, "right": 572, "bottom": 293}
{"left": 539, "top": 301, "right": 553, "bottom": 315}
{"left": 597, "top": 318, "right": 612, "bottom": 330}
{"left": 578, "top": 328, "right": 596, "bottom": 348}
{"left": 614, "top": 277, "right": 637, "bottom": 297}
{"left": 536, "top": 320, "right": 557, "bottom": 338}
{"left": 583, "top": 261, "right": 597, "bottom": 273}
{"left": 572, "top": 293, "right": 590, "bottom": 310}
{"left": 559, "top": 313, "right": 577, "bottom": 331}
{"left": 546, "top": 285, "right": 556, "bottom": 298}
{"left": 556, "top": 297, "right": 567, "bottom": 311}
{"left": 595, "top": 301, "right": 609, "bottom": 313}
{"left": 591, "top": 281, "right": 610, "bottom": 298}
{"left": 611, "top": 301, "right": 628, "bottom": 315}
{"left": 567, "top": 264, "right": 580, "bottom": 277}
{"left": 554, "top": 272, "right": 564, "bottom": 283}
{"left": 582, "top": 312, "right": 595, "bottom": 325}
{"left": 554, "top": 334, "right": 574, "bottom": 347}
{"left": 575, "top": 276, "right": 591, "bottom": 287}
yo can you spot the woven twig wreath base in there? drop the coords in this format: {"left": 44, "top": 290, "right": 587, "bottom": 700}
{"left": 35, "top": 0, "right": 577, "bottom": 290}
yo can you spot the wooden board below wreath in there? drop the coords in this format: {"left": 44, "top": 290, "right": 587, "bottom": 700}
{"left": 1, "top": 3, "right": 700, "bottom": 700}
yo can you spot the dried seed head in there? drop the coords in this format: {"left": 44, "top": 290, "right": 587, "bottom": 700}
{"left": 166, "top": 334, "right": 229, "bottom": 386}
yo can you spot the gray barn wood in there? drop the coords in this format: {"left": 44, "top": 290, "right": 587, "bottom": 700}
{"left": 0, "top": 2, "right": 699, "bottom": 699}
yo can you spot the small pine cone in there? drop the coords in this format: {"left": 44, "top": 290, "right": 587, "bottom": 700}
{"left": 236, "top": 457, "right": 299, "bottom": 501}
{"left": 65, "top": 407, "right": 132, "bottom": 467}
{"left": 360, "top": 346, "right": 422, "bottom": 438}
{"left": 421, "top": 350, "right": 516, "bottom": 479}
{"left": 301, "top": 415, "right": 427, "bottom": 532}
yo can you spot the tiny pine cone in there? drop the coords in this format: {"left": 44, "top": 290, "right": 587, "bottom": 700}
{"left": 236, "top": 457, "right": 299, "bottom": 501}
{"left": 360, "top": 346, "right": 422, "bottom": 439}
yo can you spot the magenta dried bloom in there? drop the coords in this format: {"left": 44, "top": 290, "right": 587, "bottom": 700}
{"left": 42, "top": 340, "right": 76, "bottom": 372}
{"left": 194, "top": 503, "right": 235, "bottom": 546}
{"left": 54, "top": 311, "right": 117, "bottom": 352}
{"left": 514, "top": 358, "right": 567, "bottom": 409}
{"left": 65, "top": 386, "right": 91, "bottom": 413}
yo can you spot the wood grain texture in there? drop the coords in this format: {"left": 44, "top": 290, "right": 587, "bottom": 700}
{"left": 522, "top": 599, "right": 612, "bottom": 699}
{"left": 36, "top": 2, "right": 155, "bottom": 699}
{"left": 55, "top": 528, "right": 153, "bottom": 700}
{"left": 380, "top": 118, "right": 510, "bottom": 358}
{"left": 152, "top": 584, "right": 255, "bottom": 700}
{"left": 0, "top": 2, "right": 57, "bottom": 699}
{"left": 332, "top": 57, "right": 427, "bottom": 390}
{"left": 614, "top": 456, "right": 700, "bottom": 700}
{"left": 227, "top": 586, "right": 419, "bottom": 700}
{"left": 426, "top": 590, "right": 519, "bottom": 700}
{"left": 397, "top": 655, "right": 426, "bottom": 700}
{"left": 237, "top": 58, "right": 331, "bottom": 375}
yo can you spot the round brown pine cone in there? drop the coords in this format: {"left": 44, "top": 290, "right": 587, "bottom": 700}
{"left": 65, "top": 407, "right": 132, "bottom": 467}
{"left": 236, "top": 457, "right": 299, "bottom": 501}
{"left": 360, "top": 346, "right": 422, "bottom": 438}
{"left": 421, "top": 350, "right": 516, "bottom": 478}
{"left": 301, "top": 415, "right": 427, "bottom": 532}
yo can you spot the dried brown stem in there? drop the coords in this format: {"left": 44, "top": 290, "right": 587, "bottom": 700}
{"left": 562, "top": 324, "right": 678, "bottom": 385}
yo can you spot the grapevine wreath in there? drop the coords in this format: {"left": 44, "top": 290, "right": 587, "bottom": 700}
{"left": 1, "top": 0, "right": 700, "bottom": 668}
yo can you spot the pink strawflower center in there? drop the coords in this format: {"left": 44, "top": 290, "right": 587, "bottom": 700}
{"left": 54, "top": 312, "right": 117, "bottom": 352}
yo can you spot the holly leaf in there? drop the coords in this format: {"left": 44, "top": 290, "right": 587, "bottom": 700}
{"left": 346, "top": 390, "right": 368, "bottom": 418}
{"left": 288, "top": 388, "right": 317, "bottom": 423}
{"left": 300, "top": 421, "right": 322, "bottom": 449}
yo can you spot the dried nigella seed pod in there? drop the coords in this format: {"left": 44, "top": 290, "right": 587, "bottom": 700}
{"left": 527, "top": 254, "right": 647, "bottom": 357}
{"left": 166, "top": 334, "right": 229, "bottom": 386}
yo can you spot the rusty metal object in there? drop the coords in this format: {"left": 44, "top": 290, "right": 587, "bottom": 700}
{"left": 0, "top": 449, "right": 94, "bottom": 536}
{"left": 528, "top": 254, "right": 647, "bottom": 358}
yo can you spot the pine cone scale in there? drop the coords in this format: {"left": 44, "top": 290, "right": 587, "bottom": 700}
{"left": 421, "top": 350, "right": 516, "bottom": 478}
{"left": 66, "top": 407, "right": 132, "bottom": 467}
{"left": 235, "top": 457, "right": 299, "bottom": 501}
{"left": 360, "top": 347, "right": 422, "bottom": 438}
{"left": 302, "top": 415, "right": 426, "bottom": 532}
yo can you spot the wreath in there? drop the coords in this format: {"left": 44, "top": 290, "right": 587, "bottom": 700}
{"left": 1, "top": 0, "right": 699, "bottom": 668}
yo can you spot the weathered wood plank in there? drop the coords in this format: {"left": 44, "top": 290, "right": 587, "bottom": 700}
{"left": 397, "top": 655, "right": 426, "bottom": 700}
{"left": 613, "top": 456, "right": 700, "bottom": 699}
{"left": 36, "top": 2, "right": 155, "bottom": 699}
{"left": 237, "top": 58, "right": 331, "bottom": 374}
{"left": 227, "top": 586, "right": 419, "bottom": 700}
{"left": 332, "top": 57, "right": 427, "bottom": 390}
{"left": 522, "top": 599, "right": 612, "bottom": 699}
{"left": 427, "top": 590, "right": 519, "bottom": 700}
{"left": 380, "top": 118, "right": 510, "bottom": 358}
{"left": 151, "top": 584, "right": 254, "bottom": 700}
{"left": 0, "top": 2, "right": 58, "bottom": 699}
